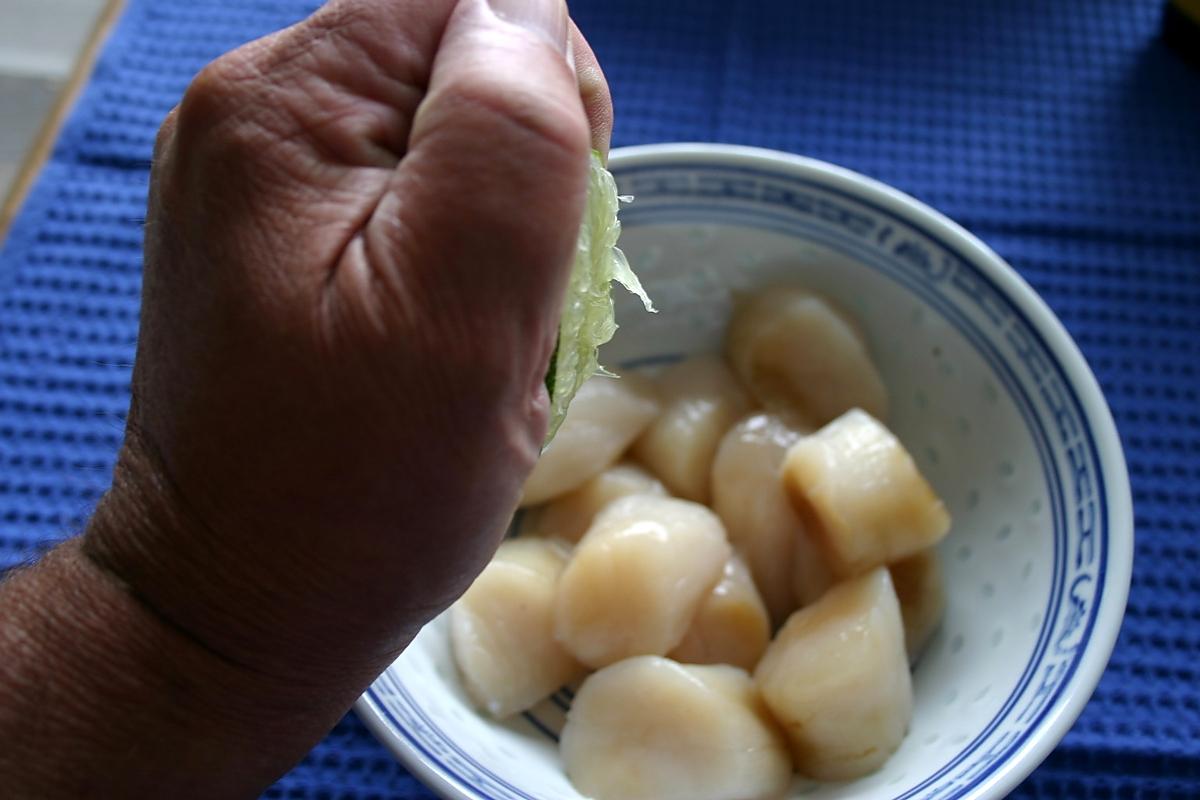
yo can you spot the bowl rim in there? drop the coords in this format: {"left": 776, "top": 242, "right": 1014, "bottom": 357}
{"left": 355, "top": 142, "right": 1134, "bottom": 800}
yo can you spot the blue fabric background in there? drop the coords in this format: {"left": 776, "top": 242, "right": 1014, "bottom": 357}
{"left": 1, "top": 0, "right": 1197, "bottom": 796}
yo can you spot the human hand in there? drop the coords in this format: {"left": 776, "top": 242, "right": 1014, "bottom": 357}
{"left": 86, "top": 0, "right": 610, "bottom": 703}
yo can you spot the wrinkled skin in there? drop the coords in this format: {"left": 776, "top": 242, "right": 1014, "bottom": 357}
{"left": 0, "top": 1, "right": 613, "bottom": 796}
{"left": 92, "top": 0, "right": 607, "bottom": 685}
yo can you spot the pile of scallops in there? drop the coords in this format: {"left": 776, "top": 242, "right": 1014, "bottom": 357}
{"left": 450, "top": 286, "right": 952, "bottom": 800}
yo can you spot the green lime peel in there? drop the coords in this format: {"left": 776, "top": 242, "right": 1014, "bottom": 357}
{"left": 544, "top": 151, "right": 654, "bottom": 445}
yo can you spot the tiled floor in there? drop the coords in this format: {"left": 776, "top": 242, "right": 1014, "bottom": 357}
{"left": 0, "top": 0, "right": 109, "bottom": 201}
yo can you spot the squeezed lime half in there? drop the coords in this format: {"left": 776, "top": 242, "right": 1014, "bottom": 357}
{"left": 544, "top": 152, "right": 654, "bottom": 445}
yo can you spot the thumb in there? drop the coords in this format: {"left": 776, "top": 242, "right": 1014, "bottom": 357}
{"left": 360, "top": 0, "right": 591, "bottom": 392}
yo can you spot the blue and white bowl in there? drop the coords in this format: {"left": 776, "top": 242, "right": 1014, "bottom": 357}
{"left": 356, "top": 144, "right": 1134, "bottom": 800}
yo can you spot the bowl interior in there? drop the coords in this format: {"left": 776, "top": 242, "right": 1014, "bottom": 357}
{"left": 358, "top": 146, "right": 1130, "bottom": 800}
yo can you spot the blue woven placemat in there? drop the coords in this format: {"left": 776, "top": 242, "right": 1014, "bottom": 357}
{"left": 2, "top": 0, "right": 1197, "bottom": 797}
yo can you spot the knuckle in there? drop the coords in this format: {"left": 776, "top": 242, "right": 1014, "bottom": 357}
{"left": 177, "top": 51, "right": 259, "bottom": 131}
{"left": 170, "top": 50, "right": 288, "bottom": 178}
{"left": 152, "top": 105, "right": 179, "bottom": 159}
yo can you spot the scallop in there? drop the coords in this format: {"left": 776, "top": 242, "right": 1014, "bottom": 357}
{"left": 519, "top": 461, "right": 667, "bottom": 543}
{"left": 791, "top": 522, "right": 835, "bottom": 611}
{"left": 782, "top": 408, "right": 951, "bottom": 578}
{"left": 521, "top": 374, "right": 660, "bottom": 506}
{"left": 554, "top": 494, "right": 731, "bottom": 669}
{"left": 754, "top": 567, "right": 912, "bottom": 780}
{"left": 711, "top": 412, "right": 831, "bottom": 626}
{"left": 890, "top": 547, "right": 947, "bottom": 664}
{"left": 561, "top": 657, "right": 793, "bottom": 800}
{"left": 631, "top": 356, "right": 754, "bottom": 503}
{"left": 450, "top": 538, "right": 585, "bottom": 718}
{"left": 669, "top": 553, "right": 771, "bottom": 671}
{"left": 725, "top": 285, "right": 888, "bottom": 426}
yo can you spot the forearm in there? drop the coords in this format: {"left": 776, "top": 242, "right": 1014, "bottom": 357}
{"left": 0, "top": 519, "right": 360, "bottom": 798}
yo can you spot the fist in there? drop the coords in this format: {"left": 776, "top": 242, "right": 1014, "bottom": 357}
{"left": 85, "top": 0, "right": 612, "bottom": 686}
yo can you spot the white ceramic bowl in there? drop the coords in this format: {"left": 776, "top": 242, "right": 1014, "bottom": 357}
{"left": 356, "top": 143, "right": 1133, "bottom": 800}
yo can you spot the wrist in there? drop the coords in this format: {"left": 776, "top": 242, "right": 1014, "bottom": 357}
{"left": 0, "top": 538, "right": 344, "bottom": 798}
{"left": 81, "top": 424, "right": 408, "bottom": 691}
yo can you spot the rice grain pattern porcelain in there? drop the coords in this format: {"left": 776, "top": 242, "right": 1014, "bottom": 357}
{"left": 356, "top": 143, "right": 1134, "bottom": 800}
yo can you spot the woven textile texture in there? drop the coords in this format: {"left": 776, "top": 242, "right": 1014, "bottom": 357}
{"left": 1, "top": 0, "right": 1197, "bottom": 797}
